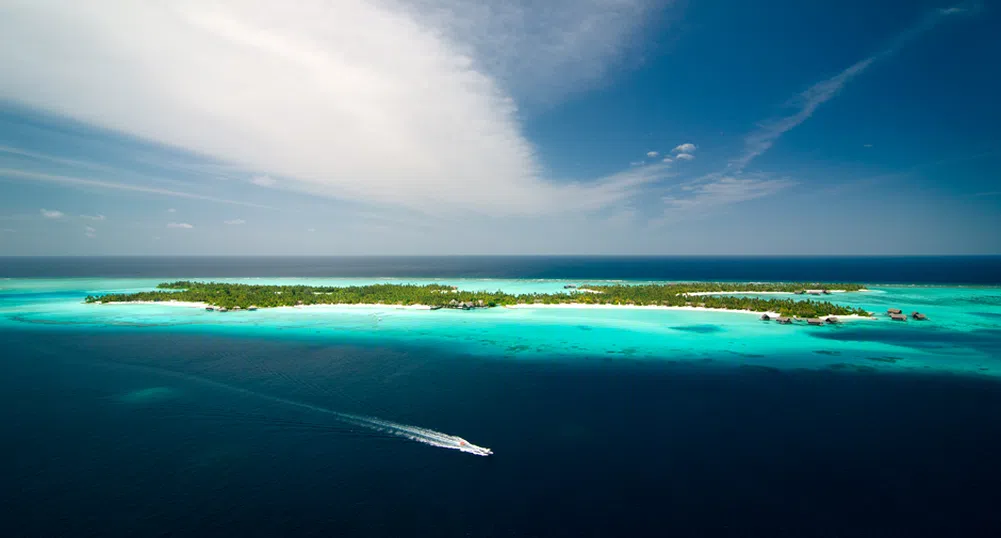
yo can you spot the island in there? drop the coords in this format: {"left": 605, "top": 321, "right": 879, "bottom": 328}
{"left": 85, "top": 281, "right": 872, "bottom": 318}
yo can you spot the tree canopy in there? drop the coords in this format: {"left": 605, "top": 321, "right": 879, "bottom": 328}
{"left": 86, "top": 281, "right": 872, "bottom": 318}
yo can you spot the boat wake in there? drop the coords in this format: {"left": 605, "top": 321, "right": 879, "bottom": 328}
{"left": 111, "top": 361, "right": 493, "bottom": 456}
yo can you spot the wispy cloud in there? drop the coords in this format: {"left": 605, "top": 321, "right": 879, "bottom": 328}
{"left": 0, "top": 0, "right": 667, "bottom": 216}
{"left": 731, "top": 6, "right": 971, "bottom": 172}
{"left": 167, "top": 222, "right": 194, "bottom": 229}
{"left": 40, "top": 208, "right": 64, "bottom": 219}
{"left": 84, "top": 225, "right": 97, "bottom": 238}
{"left": 646, "top": 151, "right": 659, "bottom": 158}
{"left": 1, "top": 228, "right": 14, "bottom": 233}
{"left": 250, "top": 175, "right": 276, "bottom": 187}
{"left": 167, "top": 208, "right": 177, "bottom": 213}
{"left": 673, "top": 143, "right": 696, "bottom": 153}
{"left": 662, "top": 157, "right": 673, "bottom": 163}
{"left": 224, "top": 218, "right": 246, "bottom": 225}
{"left": 675, "top": 153, "right": 695, "bottom": 161}
{"left": 662, "top": 176, "right": 795, "bottom": 217}
{"left": 0, "top": 169, "right": 271, "bottom": 209}
{"left": 976, "top": 191, "right": 1000, "bottom": 197}
{"left": 80, "top": 214, "right": 106, "bottom": 221}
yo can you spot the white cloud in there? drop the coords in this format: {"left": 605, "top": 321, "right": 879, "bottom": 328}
{"left": 629, "top": 161, "right": 645, "bottom": 167}
{"left": 167, "top": 208, "right": 177, "bottom": 213}
{"left": 167, "top": 222, "right": 194, "bottom": 229}
{"left": 675, "top": 153, "right": 695, "bottom": 161}
{"left": 863, "top": 144, "right": 873, "bottom": 148}
{"left": 662, "top": 157, "right": 673, "bottom": 163}
{"left": 731, "top": 6, "right": 969, "bottom": 172}
{"left": 646, "top": 151, "right": 659, "bottom": 158}
{"left": 40, "top": 208, "right": 64, "bottom": 219}
{"left": 84, "top": 225, "right": 96, "bottom": 232}
{"left": 1, "top": 169, "right": 271, "bottom": 208}
{"left": 306, "top": 228, "right": 316, "bottom": 232}
{"left": 250, "top": 175, "right": 276, "bottom": 187}
{"left": 80, "top": 214, "right": 106, "bottom": 220}
{"left": 0, "top": 0, "right": 664, "bottom": 217}
{"left": 224, "top": 218, "right": 246, "bottom": 225}
{"left": 672, "top": 143, "right": 696, "bottom": 153}
{"left": 84, "top": 225, "right": 96, "bottom": 238}
{"left": 1, "top": 228, "right": 14, "bottom": 233}
{"left": 404, "top": 0, "right": 662, "bottom": 106}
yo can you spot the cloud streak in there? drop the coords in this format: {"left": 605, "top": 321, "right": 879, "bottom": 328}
{"left": 662, "top": 176, "right": 795, "bottom": 218}
{"left": 167, "top": 222, "right": 194, "bottom": 229}
{"left": 40, "top": 208, "right": 63, "bottom": 219}
{"left": 0, "top": 0, "right": 664, "bottom": 217}
{"left": 731, "top": 5, "right": 970, "bottom": 172}
{"left": 0, "top": 169, "right": 271, "bottom": 208}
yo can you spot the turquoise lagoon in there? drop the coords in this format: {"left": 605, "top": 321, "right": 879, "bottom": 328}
{"left": 3, "top": 277, "right": 999, "bottom": 377}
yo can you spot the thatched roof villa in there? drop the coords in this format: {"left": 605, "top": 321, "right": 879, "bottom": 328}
{"left": 912, "top": 312, "right": 927, "bottom": 320}
{"left": 777, "top": 317, "right": 792, "bottom": 324}
{"left": 887, "top": 308, "right": 902, "bottom": 315}
{"left": 890, "top": 313, "right": 907, "bottom": 321}
{"left": 807, "top": 318, "right": 824, "bottom": 326}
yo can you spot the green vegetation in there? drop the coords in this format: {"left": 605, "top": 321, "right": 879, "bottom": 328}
{"left": 85, "top": 281, "right": 872, "bottom": 318}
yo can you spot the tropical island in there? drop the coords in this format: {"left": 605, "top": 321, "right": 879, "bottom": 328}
{"left": 85, "top": 281, "right": 872, "bottom": 318}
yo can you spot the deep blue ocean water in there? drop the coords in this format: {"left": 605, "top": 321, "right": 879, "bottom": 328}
{"left": 3, "top": 257, "right": 1001, "bottom": 537}
{"left": 4, "top": 255, "right": 1001, "bottom": 283}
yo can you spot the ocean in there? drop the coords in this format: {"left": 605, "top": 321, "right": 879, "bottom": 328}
{"left": 2, "top": 256, "right": 1001, "bottom": 537}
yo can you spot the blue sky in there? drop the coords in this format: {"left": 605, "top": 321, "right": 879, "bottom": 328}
{"left": 1, "top": 0, "right": 998, "bottom": 255}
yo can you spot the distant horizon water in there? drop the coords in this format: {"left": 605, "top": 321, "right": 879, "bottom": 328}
{"left": 3, "top": 255, "right": 1000, "bottom": 283}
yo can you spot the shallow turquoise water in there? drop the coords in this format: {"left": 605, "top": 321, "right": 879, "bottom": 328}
{"left": 2, "top": 278, "right": 999, "bottom": 377}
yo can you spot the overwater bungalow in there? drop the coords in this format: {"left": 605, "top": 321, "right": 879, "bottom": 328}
{"left": 231, "top": 306, "right": 242, "bottom": 311}
{"left": 822, "top": 290, "right": 831, "bottom": 295}
{"left": 777, "top": 317, "right": 792, "bottom": 324}
{"left": 564, "top": 284, "right": 577, "bottom": 289}
{"left": 760, "top": 313, "right": 773, "bottom": 321}
{"left": 247, "top": 306, "right": 258, "bottom": 311}
{"left": 205, "top": 306, "right": 215, "bottom": 311}
{"left": 825, "top": 316, "right": 839, "bottom": 324}
{"left": 912, "top": 312, "right": 927, "bottom": 320}
{"left": 890, "top": 313, "right": 907, "bottom": 321}
{"left": 795, "top": 290, "right": 806, "bottom": 295}
{"left": 887, "top": 308, "right": 902, "bottom": 315}
{"left": 430, "top": 305, "right": 443, "bottom": 311}
{"left": 219, "top": 307, "right": 229, "bottom": 312}
{"left": 807, "top": 318, "right": 824, "bottom": 326}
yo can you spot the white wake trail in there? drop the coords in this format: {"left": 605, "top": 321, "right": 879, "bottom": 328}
{"left": 113, "top": 362, "right": 493, "bottom": 456}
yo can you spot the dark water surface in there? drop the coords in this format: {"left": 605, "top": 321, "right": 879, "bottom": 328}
{"left": 3, "top": 255, "right": 1001, "bottom": 283}
{"left": 4, "top": 330, "right": 1001, "bottom": 537}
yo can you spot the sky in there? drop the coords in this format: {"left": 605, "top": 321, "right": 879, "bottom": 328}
{"left": 0, "top": 0, "right": 999, "bottom": 255}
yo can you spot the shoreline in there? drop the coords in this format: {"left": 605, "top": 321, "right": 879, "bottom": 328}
{"left": 503, "top": 303, "right": 875, "bottom": 320}
{"left": 93, "top": 300, "right": 872, "bottom": 320}
{"left": 683, "top": 289, "right": 869, "bottom": 296}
